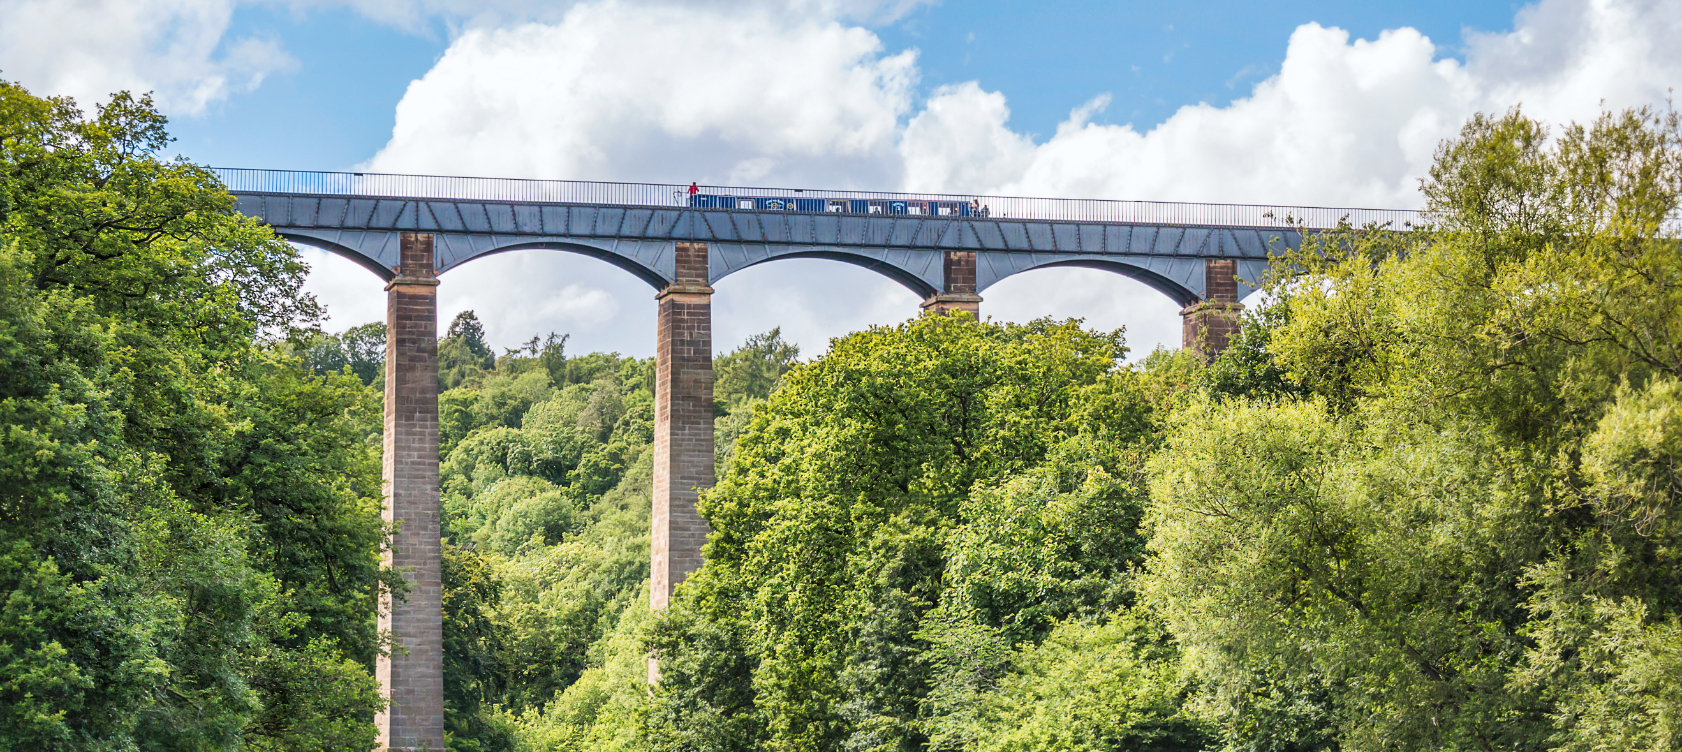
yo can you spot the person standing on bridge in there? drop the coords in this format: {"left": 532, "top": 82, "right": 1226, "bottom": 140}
{"left": 688, "top": 182, "right": 699, "bottom": 196}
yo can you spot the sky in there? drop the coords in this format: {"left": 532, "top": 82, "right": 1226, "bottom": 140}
{"left": 3, "top": 0, "right": 1679, "bottom": 360}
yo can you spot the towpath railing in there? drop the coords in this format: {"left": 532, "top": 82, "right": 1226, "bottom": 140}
{"left": 212, "top": 167, "right": 1424, "bottom": 231}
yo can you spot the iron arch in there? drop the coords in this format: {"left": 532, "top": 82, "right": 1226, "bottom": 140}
{"left": 443, "top": 240, "right": 672, "bottom": 290}
{"left": 981, "top": 257, "right": 1203, "bottom": 308}
{"left": 711, "top": 249, "right": 940, "bottom": 299}
{"left": 277, "top": 232, "right": 396, "bottom": 282}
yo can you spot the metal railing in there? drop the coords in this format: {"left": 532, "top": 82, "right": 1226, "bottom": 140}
{"left": 212, "top": 167, "right": 1424, "bottom": 230}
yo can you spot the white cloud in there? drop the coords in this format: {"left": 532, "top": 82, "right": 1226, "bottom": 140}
{"left": 0, "top": 0, "right": 295, "bottom": 115}
{"left": 982, "top": 267, "right": 1183, "bottom": 357}
{"left": 365, "top": 2, "right": 917, "bottom": 187}
{"left": 902, "top": 24, "right": 1473, "bottom": 207}
{"left": 298, "top": 244, "right": 660, "bottom": 357}
{"left": 905, "top": 0, "right": 1682, "bottom": 210}
{"left": 437, "top": 253, "right": 638, "bottom": 354}
{"left": 297, "top": 246, "right": 388, "bottom": 329}
{"left": 317, "top": 0, "right": 1682, "bottom": 359}
{"left": 1466, "top": 0, "right": 1682, "bottom": 126}
{"left": 898, "top": 82, "right": 1034, "bottom": 194}
{"left": 712, "top": 260, "right": 920, "bottom": 359}
{"left": 0, "top": 0, "right": 931, "bottom": 116}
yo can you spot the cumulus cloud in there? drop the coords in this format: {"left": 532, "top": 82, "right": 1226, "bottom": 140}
{"left": 0, "top": 0, "right": 295, "bottom": 115}
{"left": 0, "top": 0, "right": 931, "bottom": 116}
{"left": 24, "top": 0, "right": 1674, "bottom": 357}
{"left": 437, "top": 255, "right": 628, "bottom": 350}
{"left": 904, "top": 0, "right": 1682, "bottom": 209}
{"left": 365, "top": 2, "right": 917, "bottom": 187}
{"left": 898, "top": 82, "right": 1035, "bottom": 195}
{"left": 910, "top": 24, "right": 1472, "bottom": 207}
{"left": 299, "top": 245, "right": 652, "bottom": 357}
{"left": 325, "top": 0, "right": 1682, "bottom": 359}
{"left": 1467, "top": 0, "right": 1682, "bottom": 125}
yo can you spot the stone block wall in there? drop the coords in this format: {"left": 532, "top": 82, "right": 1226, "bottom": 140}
{"left": 651, "top": 242, "right": 715, "bottom": 610}
{"left": 377, "top": 233, "right": 445, "bottom": 752}
{"left": 1180, "top": 258, "right": 1244, "bottom": 357}
{"left": 921, "top": 250, "right": 982, "bottom": 316}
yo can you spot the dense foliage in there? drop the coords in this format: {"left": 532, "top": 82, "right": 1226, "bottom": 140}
{"left": 424, "top": 321, "right": 802, "bottom": 751}
{"left": 1146, "top": 106, "right": 1682, "bottom": 751}
{"left": 426, "top": 314, "right": 1206, "bottom": 752}
{"left": 0, "top": 82, "right": 387, "bottom": 749}
{"left": 8, "top": 75, "right": 1681, "bottom": 752}
{"left": 643, "top": 315, "right": 1194, "bottom": 752}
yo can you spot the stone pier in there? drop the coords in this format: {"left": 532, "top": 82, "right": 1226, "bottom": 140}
{"left": 377, "top": 232, "right": 446, "bottom": 752}
{"left": 921, "top": 250, "right": 982, "bottom": 315}
{"left": 1181, "top": 258, "right": 1243, "bottom": 357}
{"left": 651, "top": 241, "right": 716, "bottom": 612}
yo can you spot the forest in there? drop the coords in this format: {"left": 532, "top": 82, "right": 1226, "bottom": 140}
{"left": 3, "top": 77, "right": 1681, "bottom": 752}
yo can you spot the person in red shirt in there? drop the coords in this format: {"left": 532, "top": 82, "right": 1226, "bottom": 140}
{"left": 688, "top": 182, "right": 699, "bottom": 195}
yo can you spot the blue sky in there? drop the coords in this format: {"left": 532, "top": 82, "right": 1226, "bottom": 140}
{"left": 169, "top": 1, "right": 1524, "bottom": 174}
{"left": 3, "top": 0, "right": 1675, "bottom": 358}
{"left": 876, "top": 1, "right": 1521, "bottom": 136}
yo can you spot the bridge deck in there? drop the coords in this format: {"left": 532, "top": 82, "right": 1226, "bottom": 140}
{"left": 215, "top": 167, "right": 1422, "bottom": 229}
{"left": 218, "top": 167, "right": 1421, "bottom": 304}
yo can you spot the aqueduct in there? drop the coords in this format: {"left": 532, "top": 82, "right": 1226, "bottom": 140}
{"left": 220, "top": 167, "right": 1418, "bottom": 751}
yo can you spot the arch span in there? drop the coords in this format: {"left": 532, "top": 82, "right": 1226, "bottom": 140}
{"left": 981, "top": 257, "right": 1202, "bottom": 308}
{"left": 979, "top": 266, "right": 1187, "bottom": 356}
{"left": 276, "top": 229, "right": 676, "bottom": 290}
{"left": 446, "top": 240, "right": 671, "bottom": 290}
{"left": 710, "top": 247, "right": 941, "bottom": 299}
{"left": 278, "top": 231, "right": 396, "bottom": 282}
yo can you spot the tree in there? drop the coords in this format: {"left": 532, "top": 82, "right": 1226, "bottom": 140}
{"left": 647, "top": 315, "right": 1171, "bottom": 752}
{"left": 441, "top": 310, "right": 497, "bottom": 390}
{"left": 0, "top": 79, "right": 385, "bottom": 749}
{"left": 300, "top": 321, "right": 386, "bottom": 387}
{"left": 425, "top": 336, "right": 664, "bottom": 750}
{"left": 967, "top": 612, "right": 1206, "bottom": 752}
{"left": 713, "top": 327, "right": 800, "bottom": 413}
{"left": 1202, "top": 302, "right": 1307, "bottom": 402}
{"left": 1144, "top": 106, "right": 1682, "bottom": 751}
{"left": 443, "top": 544, "right": 513, "bottom": 752}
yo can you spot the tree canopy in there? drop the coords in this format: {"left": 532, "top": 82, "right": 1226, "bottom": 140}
{"left": 1146, "top": 106, "right": 1682, "bottom": 751}
{"left": 0, "top": 81, "right": 388, "bottom": 749}
{"left": 8, "top": 73, "right": 1682, "bottom": 752}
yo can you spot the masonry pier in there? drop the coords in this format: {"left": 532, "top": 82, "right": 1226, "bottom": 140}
{"left": 378, "top": 232, "right": 446, "bottom": 752}
{"left": 922, "top": 250, "right": 982, "bottom": 316}
{"left": 1180, "top": 258, "right": 1243, "bottom": 356}
{"left": 651, "top": 241, "right": 716, "bottom": 612}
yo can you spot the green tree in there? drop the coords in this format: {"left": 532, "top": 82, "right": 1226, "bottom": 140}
{"left": 713, "top": 327, "right": 800, "bottom": 413}
{"left": 968, "top": 612, "right": 1206, "bottom": 752}
{"left": 1144, "top": 106, "right": 1682, "bottom": 751}
{"left": 443, "top": 544, "right": 514, "bottom": 752}
{"left": 648, "top": 315, "right": 1171, "bottom": 752}
{"left": 441, "top": 310, "right": 497, "bottom": 390}
{"left": 300, "top": 321, "right": 386, "bottom": 387}
{"left": 1201, "top": 302, "right": 1306, "bottom": 402}
{"left": 427, "top": 336, "right": 665, "bottom": 750}
{"left": 0, "top": 80, "right": 385, "bottom": 749}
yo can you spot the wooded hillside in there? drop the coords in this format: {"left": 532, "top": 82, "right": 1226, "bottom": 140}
{"left": 5, "top": 78, "right": 1682, "bottom": 752}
